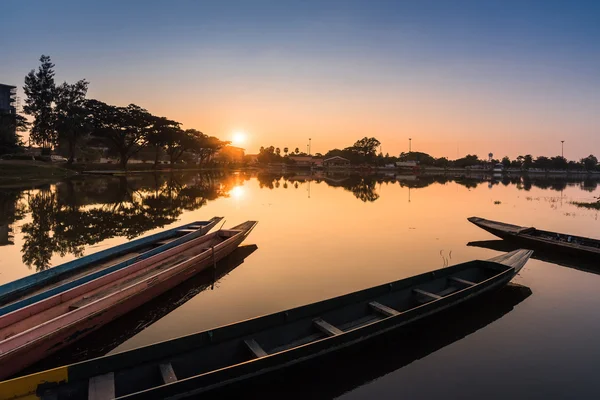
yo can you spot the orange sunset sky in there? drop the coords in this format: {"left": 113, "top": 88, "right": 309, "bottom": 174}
{"left": 4, "top": 1, "right": 600, "bottom": 159}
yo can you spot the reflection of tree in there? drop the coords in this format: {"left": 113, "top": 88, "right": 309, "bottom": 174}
{"left": 0, "top": 189, "right": 26, "bottom": 246}
{"left": 19, "top": 172, "right": 236, "bottom": 271}
{"left": 346, "top": 176, "right": 380, "bottom": 202}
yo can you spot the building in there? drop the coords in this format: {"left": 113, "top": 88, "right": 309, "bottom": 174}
{"left": 0, "top": 84, "right": 16, "bottom": 114}
{"left": 288, "top": 155, "right": 314, "bottom": 167}
{"left": 323, "top": 156, "right": 350, "bottom": 168}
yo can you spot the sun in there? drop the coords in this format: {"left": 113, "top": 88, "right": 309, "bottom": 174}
{"left": 232, "top": 131, "right": 247, "bottom": 146}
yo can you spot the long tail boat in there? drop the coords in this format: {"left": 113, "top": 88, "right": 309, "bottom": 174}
{"left": 0, "top": 249, "right": 531, "bottom": 400}
{"left": 0, "top": 217, "right": 223, "bottom": 316}
{"left": 468, "top": 216, "right": 600, "bottom": 259}
{"left": 0, "top": 221, "right": 257, "bottom": 380}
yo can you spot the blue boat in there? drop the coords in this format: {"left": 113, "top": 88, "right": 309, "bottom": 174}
{"left": 0, "top": 217, "right": 223, "bottom": 316}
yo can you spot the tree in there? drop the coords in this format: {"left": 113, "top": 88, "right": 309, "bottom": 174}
{"left": 164, "top": 126, "right": 191, "bottom": 164}
{"left": 550, "top": 156, "right": 567, "bottom": 170}
{"left": 501, "top": 156, "right": 511, "bottom": 169}
{"left": 275, "top": 147, "right": 281, "bottom": 156}
{"left": 581, "top": 155, "right": 598, "bottom": 171}
{"left": 145, "top": 117, "right": 181, "bottom": 166}
{"left": 453, "top": 154, "right": 480, "bottom": 168}
{"left": 0, "top": 112, "right": 28, "bottom": 154}
{"left": 294, "top": 147, "right": 300, "bottom": 154}
{"left": 187, "top": 130, "right": 228, "bottom": 165}
{"left": 87, "top": 100, "right": 153, "bottom": 169}
{"left": 283, "top": 147, "right": 288, "bottom": 156}
{"left": 533, "top": 156, "right": 552, "bottom": 170}
{"left": 347, "top": 137, "right": 380, "bottom": 162}
{"left": 54, "top": 79, "right": 89, "bottom": 163}
{"left": 523, "top": 154, "right": 533, "bottom": 169}
{"left": 23, "top": 55, "right": 56, "bottom": 151}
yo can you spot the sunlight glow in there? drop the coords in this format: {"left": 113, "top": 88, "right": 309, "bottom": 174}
{"left": 232, "top": 131, "right": 247, "bottom": 146}
{"left": 230, "top": 185, "right": 245, "bottom": 199}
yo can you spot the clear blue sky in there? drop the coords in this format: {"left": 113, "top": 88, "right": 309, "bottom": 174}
{"left": 3, "top": 0, "right": 600, "bottom": 158}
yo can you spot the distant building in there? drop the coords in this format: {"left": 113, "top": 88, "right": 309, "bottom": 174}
{"left": 396, "top": 161, "right": 418, "bottom": 168}
{"left": 0, "top": 84, "right": 16, "bottom": 114}
{"left": 288, "top": 155, "right": 313, "bottom": 167}
{"left": 323, "top": 156, "right": 350, "bottom": 168}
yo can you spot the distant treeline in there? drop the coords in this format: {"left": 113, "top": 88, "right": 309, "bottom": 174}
{"left": 3, "top": 55, "right": 229, "bottom": 168}
{"left": 258, "top": 137, "right": 599, "bottom": 171}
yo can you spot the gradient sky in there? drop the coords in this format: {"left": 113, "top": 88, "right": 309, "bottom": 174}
{"left": 3, "top": 0, "right": 600, "bottom": 159}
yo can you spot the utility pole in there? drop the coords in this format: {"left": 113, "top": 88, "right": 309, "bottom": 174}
{"left": 561, "top": 140, "right": 565, "bottom": 158}
{"left": 309, "top": 138, "right": 311, "bottom": 156}
{"left": 409, "top": 138, "right": 412, "bottom": 153}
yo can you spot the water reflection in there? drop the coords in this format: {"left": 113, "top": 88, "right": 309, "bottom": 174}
{"left": 13, "top": 172, "right": 249, "bottom": 271}
{"left": 468, "top": 240, "right": 600, "bottom": 275}
{"left": 0, "top": 188, "right": 25, "bottom": 246}
{"left": 3, "top": 172, "right": 600, "bottom": 272}
{"left": 23, "top": 244, "right": 258, "bottom": 375}
{"left": 204, "top": 283, "right": 532, "bottom": 399}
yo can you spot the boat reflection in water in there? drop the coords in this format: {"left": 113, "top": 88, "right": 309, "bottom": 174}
{"left": 468, "top": 239, "right": 600, "bottom": 275}
{"left": 204, "top": 282, "right": 532, "bottom": 399}
{"left": 22, "top": 244, "right": 258, "bottom": 376}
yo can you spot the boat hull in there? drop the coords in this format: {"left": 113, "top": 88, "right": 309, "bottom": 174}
{"left": 0, "top": 223, "right": 255, "bottom": 380}
{"left": 468, "top": 216, "right": 600, "bottom": 260}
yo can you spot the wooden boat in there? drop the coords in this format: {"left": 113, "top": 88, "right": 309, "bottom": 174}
{"left": 26, "top": 245, "right": 259, "bottom": 373}
{"left": 0, "top": 249, "right": 531, "bottom": 400}
{"left": 468, "top": 216, "right": 600, "bottom": 259}
{"left": 0, "top": 221, "right": 257, "bottom": 380}
{"left": 0, "top": 217, "right": 223, "bottom": 316}
{"left": 209, "top": 283, "right": 533, "bottom": 399}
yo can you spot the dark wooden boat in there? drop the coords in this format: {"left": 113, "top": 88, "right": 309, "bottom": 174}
{"left": 468, "top": 216, "right": 600, "bottom": 259}
{"left": 0, "top": 217, "right": 223, "bottom": 316}
{"left": 0, "top": 249, "right": 531, "bottom": 400}
{"left": 0, "top": 221, "right": 257, "bottom": 380}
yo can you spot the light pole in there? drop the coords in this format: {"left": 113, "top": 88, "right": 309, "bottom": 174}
{"left": 309, "top": 138, "right": 311, "bottom": 156}
{"left": 561, "top": 140, "right": 564, "bottom": 158}
{"left": 409, "top": 138, "right": 412, "bottom": 153}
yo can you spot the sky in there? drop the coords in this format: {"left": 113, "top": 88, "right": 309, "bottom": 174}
{"left": 3, "top": 0, "right": 600, "bottom": 159}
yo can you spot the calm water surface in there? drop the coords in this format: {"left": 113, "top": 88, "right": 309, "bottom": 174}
{"left": 2, "top": 171, "right": 600, "bottom": 399}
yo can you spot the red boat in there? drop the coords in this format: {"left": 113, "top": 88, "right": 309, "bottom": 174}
{"left": 0, "top": 221, "right": 257, "bottom": 380}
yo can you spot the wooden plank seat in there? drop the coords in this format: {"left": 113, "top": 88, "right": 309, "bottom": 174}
{"left": 178, "top": 229, "right": 197, "bottom": 233}
{"left": 449, "top": 276, "right": 476, "bottom": 286}
{"left": 369, "top": 301, "right": 399, "bottom": 317}
{"left": 413, "top": 288, "right": 442, "bottom": 302}
{"left": 89, "top": 372, "right": 115, "bottom": 400}
{"left": 313, "top": 318, "right": 343, "bottom": 336}
{"left": 159, "top": 363, "right": 178, "bottom": 384}
{"left": 244, "top": 339, "right": 268, "bottom": 358}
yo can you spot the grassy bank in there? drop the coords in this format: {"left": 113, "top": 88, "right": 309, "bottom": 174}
{"left": 0, "top": 160, "right": 77, "bottom": 187}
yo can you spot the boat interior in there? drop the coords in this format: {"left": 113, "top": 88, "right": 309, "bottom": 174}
{"left": 44, "top": 260, "right": 511, "bottom": 399}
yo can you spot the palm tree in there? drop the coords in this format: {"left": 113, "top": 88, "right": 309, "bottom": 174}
{"left": 284, "top": 147, "right": 289, "bottom": 156}
{"left": 294, "top": 147, "right": 300, "bottom": 154}
{"left": 275, "top": 147, "right": 281, "bottom": 156}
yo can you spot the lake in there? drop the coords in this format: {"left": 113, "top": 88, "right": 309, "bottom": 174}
{"left": 2, "top": 171, "right": 600, "bottom": 399}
